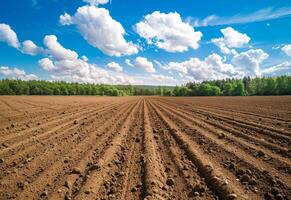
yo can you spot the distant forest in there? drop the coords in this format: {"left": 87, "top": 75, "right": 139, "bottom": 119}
{"left": 0, "top": 76, "right": 290, "bottom": 96}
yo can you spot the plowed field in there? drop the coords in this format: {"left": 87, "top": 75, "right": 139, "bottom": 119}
{"left": 0, "top": 96, "right": 290, "bottom": 200}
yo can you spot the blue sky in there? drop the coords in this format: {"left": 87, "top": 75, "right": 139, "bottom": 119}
{"left": 0, "top": 0, "right": 291, "bottom": 85}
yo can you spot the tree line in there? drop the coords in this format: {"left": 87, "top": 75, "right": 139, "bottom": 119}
{"left": 182, "top": 76, "right": 291, "bottom": 96}
{"left": 0, "top": 76, "right": 290, "bottom": 96}
{"left": 0, "top": 80, "right": 172, "bottom": 96}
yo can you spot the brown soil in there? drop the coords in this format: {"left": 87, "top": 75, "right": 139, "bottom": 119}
{"left": 0, "top": 96, "right": 290, "bottom": 200}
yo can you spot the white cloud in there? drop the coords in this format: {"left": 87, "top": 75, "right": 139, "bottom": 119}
{"left": 44, "top": 35, "right": 78, "bottom": 61}
{"left": 49, "top": 67, "right": 138, "bottom": 85}
{"left": 134, "top": 57, "right": 156, "bottom": 73}
{"left": 190, "top": 7, "right": 291, "bottom": 27}
{"left": 39, "top": 35, "right": 137, "bottom": 84}
{"left": 135, "top": 11, "right": 202, "bottom": 52}
{"left": 0, "top": 23, "right": 44, "bottom": 56}
{"left": 219, "top": 27, "right": 250, "bottom": 48}
{"left": 59, "top": 5, "right": 138, "bottom": 57}
{"left": 262, "top": 62, "right": 291, "bottom": 76}
{"left": 166, "top": 53, "right": 240, "bottom": 82}
{"left": 22, "top": 40, "right": 45, "bottom": 55}
{"left": 59, "top": 13, "right": 73, "bottom": 25}
{"left": 166, "top": 62, "right": 188, "bottom": 74}
{"left": 125, "top": 59, "right": 134, "bottom": 67}
{"left": 232, "top": 49, "right": 269, "bottom": 77}
{"left": 83, "top": 0, "right": 109, "bottom": 6}
{"left": 212, "top": 27, "right": 250, "bottom": 54}
{"left": 0, "top": 23, "right": 20, "bottom": 49}
{"left": 282, "top": 44, "right": 291, "bottom": 56}
{"left": 107, "top": 62, "right": 123, "bottom": 72}
{"left": 211, "top": 38, "right": 231, "bottom": 54}
{"left": 38, "top": 58, "right": 56, "bottom": 71}
{"left": 0, "top": 66, "right": 38, "bottom": 80}
{"left": 164, "top": 49, "right": 270, "bottom": 82}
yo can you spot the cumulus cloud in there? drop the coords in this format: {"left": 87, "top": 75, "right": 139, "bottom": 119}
{"left": 38, "top": 58, "right": 56, "bottom": 71}
{"left": 0, "top": 23, "right": 20, "bottom": 49}
{"left": 282, "top": 44, "right": 291, "bottom": 56}
{"left": 0, "top": 66, "right": 38, "bottom": 80}
{"left": 107, "top": 62, "right": 123, "bottom": 72}
{"left": 165, "top": 53, "right": 240, "bottom": 82}
{"left": 134, "top": 57, "right": 156, "bottom": 73}
{"left": 59, "top": 5, "right": 138, "bottom": 57}
{"left": 0, "top": 23, "right": 45, "bottom": 56}
{"left": 166, "top": 61, "right": 188, "bottom": 74}
{"left": 59, "top": 13, "right": 73, "bottom": 25}
{"left": 211, "top": 27, "right": 250, "bottom": 54}
{"left": 39, "top": 35, "right": 137, "bottom": 84}
{"left": 262, "top": 61, "right": 291, "bottom": 76}
{"left": 44, "top": 35, "right": 78, "bottom": 61}
{"left": 164, "top": 49, "right": 270, "bottom": 82}
{"left": 232, "top": 49, "right": 269, "bottom": 77}
{"left": 135, "top": 11, "right": 202, "bottom": 52}
{"left": 49, "top": 67, "right": 138, "bottom": 85}
{"left": 21, "top": 40, "right": 45, "bottom": 55}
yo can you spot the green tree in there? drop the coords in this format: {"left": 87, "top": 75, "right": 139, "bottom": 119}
{"left": 223, "top": 83, "right": 233, "bottom": 96}
{"left": 232, "top": 81, "right": 246, "bottom": 96}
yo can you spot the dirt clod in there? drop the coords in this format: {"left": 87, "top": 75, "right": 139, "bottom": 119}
{"left": 16, "top": 182, "right": 25, "bottom": 190}
{"left": 71, "top": 167, "right": 82, "bottom": 174}
{"left": 257, "top": 150, "right": 265, "bottom": 157}
{"left": 218, "top": 132, "right": 226, "bottom": 139}
{"left": 166, "top": 178, "right": 175, "bottom": 186}
{"left": 40, "top": 190, "right": 48, "bottom": 197}
{"left": 240, "top": 174, "right": 250, "bottom": 182}
{"left": 131, "top": 187, "right": 137, "bottom": 192}
{"left": 135, "top": 138, "right": 140, "bottom": 143}
{"left": 64, "top": 180, "right": 71, "bottom": 188}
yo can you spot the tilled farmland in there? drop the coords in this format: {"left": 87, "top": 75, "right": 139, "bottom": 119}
{"left": 0, "top": 96, "right": 290, "bottom": 200}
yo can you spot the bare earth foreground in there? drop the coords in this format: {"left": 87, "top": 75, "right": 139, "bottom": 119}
{"left": 0, "top": 96, "right": 290, "bottom": 200}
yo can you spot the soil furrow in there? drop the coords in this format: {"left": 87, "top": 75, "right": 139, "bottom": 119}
{"left": 1, "top": 96, "right": 290, "bottom": 200}
{"left": 156, "top": 99, "right": 290, "bottom": 157}
{"left": 148, "top": 100, "right": 249, "bottom": 200}
{"left": 6, "top": 100, "right": 139, "bottom": 200}
{"left": 150, "top": 99, "right": 291, "bottom": 199}
{"left": 0, "top": 101, "right": 130, "bottom": 179}
{"left": 147, "top": 100, "right": 218, "bottom": 199}
{"left": 71, "top": 99, "right": 142, "bottom": 200}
